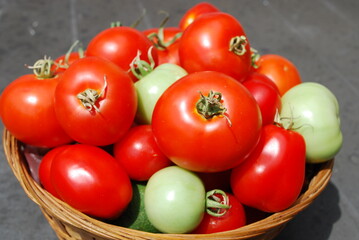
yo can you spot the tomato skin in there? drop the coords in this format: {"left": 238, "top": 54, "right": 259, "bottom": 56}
{"left": 38, "top": 145, "right": 71, "bottom": 198}
{"left": 191, "top": 193, "right": 246, "bottom": 234}
{"left": 143, "top": 27, "right": 182, "bottom": 65}
{"left": 113, "top": 125, "right": 172, "bottom": 181}
{"left": 179, "top": 12, "right": 252, "bottom": 82}
{"left": 254, "top": 54, "right": 301, "bottom": 96}
{"left": 0, "top": 74, "right": 72, "bottom": 148}
{"left": 242, "top": 72, "right": 281, "bottom": 126}
{"left": 86, "top": 26, "right": 158, "bottom": 81}
{"left": 152, "top": 71, "right": 262, "bottom": 172}
{"left": 50, "top": 144, "right": 132, "bottom": 219}
{"left": 231, "top": 124, "right": 306, "bottom": 212}
{"left": 179, "top": 2, "right": 220, "bottom": 30}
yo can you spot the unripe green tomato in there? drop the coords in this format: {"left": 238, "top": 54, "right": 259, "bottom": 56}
{"left": 135, "top": 63, "right": 187, "bottom": 124}
{"left": 144, "top": 166, "right": 206, "bottom": 233}
{"left": 280, "top": 82, "right": 342, "bottom": 163}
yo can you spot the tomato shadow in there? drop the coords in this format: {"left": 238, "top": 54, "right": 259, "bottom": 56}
{"left": 275, "top": 181, "right": 340, "bottom": 240}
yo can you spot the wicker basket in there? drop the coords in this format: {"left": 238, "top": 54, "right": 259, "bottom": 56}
{"left": 3, "top": 128, "right": 334, "bottom": 240}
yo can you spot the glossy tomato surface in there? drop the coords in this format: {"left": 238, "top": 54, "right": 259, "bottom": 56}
{"left": 179, "top": 2, "right": 220, "bottom": 30}
{"left": 152, "top": 71, "right": 262, "bottom": 172}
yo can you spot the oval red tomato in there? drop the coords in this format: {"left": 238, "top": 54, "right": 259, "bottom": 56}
{"left": 231, "top": 124, "right": 306, "bottom": 212}
{"left": 113, "top": 125, "right": 172, "bottom": 181}
{"left": 54, "top": 56, "right": 137, "bottom": 146}
{"left": 254, "top": 54, "right": 302, "bottom": 96}
{"left": 179, "top": 2, "right": 220, "bottom": 30}
{"left": 152, "top": 71, "right": 262, "bottom": 172}
{"left": 179, "top": 12, "right": 252, "bottom": 82}
{"left": 50, "top": 144, "right": 132, "bottom": 219}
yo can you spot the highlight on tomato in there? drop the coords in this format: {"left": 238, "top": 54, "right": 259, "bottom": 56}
{"left": 178, "top": 2, "right": 220, "bottom": 30}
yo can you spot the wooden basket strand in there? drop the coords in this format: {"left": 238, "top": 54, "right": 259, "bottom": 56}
{"left": 3, "top": 129, "right": 334, "bottom": 240}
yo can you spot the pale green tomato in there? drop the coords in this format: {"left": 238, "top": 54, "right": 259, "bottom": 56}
{"left": 144, "top": 166, "right": 206, "bottom": 233}
{"left": 280, "top": 82, "right": 342, "bottom": 163}
{"left": 134, "top": 63, "right": 187, "bottom": 124}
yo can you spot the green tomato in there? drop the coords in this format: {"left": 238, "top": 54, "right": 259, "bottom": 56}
{"left": 280, "top": 82, "right": 342, "bottom": 163}
{"left": 135, "top": 63, "right": 187, "bottom": 124}
{"left": 144, "top": 166, "right": 206, "bottom": 233}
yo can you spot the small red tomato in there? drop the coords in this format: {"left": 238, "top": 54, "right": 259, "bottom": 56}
{"left": 113, "top": 125, "right": 172, "bottom": 181}
{"left": 51, "top": 144, "right": 132, "bottom": 219}
{"left": 179, "top": 2, "right": 220, "bottom": 30}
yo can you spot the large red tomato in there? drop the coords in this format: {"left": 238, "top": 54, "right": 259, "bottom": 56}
{"left": 152, "top": 71, "right": 262, "bottom": 173}
{"left": 86, "top": 26, "right": 158, "bottom": 81}
{"left": 179, "top": 12, "right": 252, "bottom": 82}
{"left": 231, "top": 124, "right": 306, "bottom": 212}
{"left": 50, "top": 144, "right": 132, "bottom": 219}
{"left": 113, "top": 125, "right": 172, "bottom": 181}
{"left": 54, "top": 56, "right": 137, "bottom": 146}
{"left": 0, "top": 68, "right": 72, "bottom": 147}
{"left": 179, "top": 2, "right": 220, "bottom": 30}
{"left": 254, "top": 54, "right": 302, "bottom": 96}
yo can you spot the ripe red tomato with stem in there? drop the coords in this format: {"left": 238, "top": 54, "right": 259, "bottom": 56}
{"left": 50, "top": 144, "right": 132, "bottom": 219}
{"left": 52, "top": 40, "right": 85, "bottom": 74}
{"left": 179, "top": 2, "right": 220, "bottom": 30}
{"left": 0, "top": 58, "right": 73, "bottom": 148}
{"left": 191, "top": 192, "right": 246, "bottom": 234}
{"left": 243, "top": 72, "right": 281, "bottom": 126}
{"left": 152, "top": 71, "right": 262, "bottom": 172}
{"left": 113, "top": 125, "right": 172, "bottom": 181}
{"left": 54, "top": 56, "right": 137, "bottom": 146}
{"left": 231, "top": 124, "right": 306, "bottom": 212}
{"left": 86, "top": 25, "right": 158, "bottom": 82}
{"left": 254, "top": 54, "right": 302, "bottom": 96}
{"left": 179, "top": 12, "right": 252, "bottom": 82}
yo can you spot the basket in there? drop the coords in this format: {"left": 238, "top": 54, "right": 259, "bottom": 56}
{"left": 3, "top": 128, "right": 334, "bottom": 240}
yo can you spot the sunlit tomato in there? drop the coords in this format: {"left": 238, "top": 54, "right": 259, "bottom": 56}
{"left": 231, "top": 124, "right": 306, "bottom": 212}
{"left": 113, "top": 125, "right": 172, "bottom": 181}
{"left": 191, "top": 193, "right": 246, "bottom": 234}
{"left": 179, "top": 2, "right": 220, "bottom": 30}
{"left": 254, "top": 54, "right": 301, "bottom": 96}
{"left": 179, "top": 12, "right": 252, "bottom": 82}
{"left": 86, "top": 26, "right": 158, "bottom": 81}
{"left": 54, "top": 56, "right": 137, "bottom": 146}
{"left": 0, "top": 70, "right": 72, "bottom": 148}
{"left": 143, "top": 27, "right": 182, "bottom": 65}
{"left": 243, "top": 72, "right": 281, "bottom": 126}
{"left": 51, "top": 144, "right": 132, "bottom": 219}
{"left": 152, "top": 71, "right": 262, "bottom": 172}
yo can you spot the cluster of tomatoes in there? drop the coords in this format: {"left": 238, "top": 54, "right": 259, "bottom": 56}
{"left": 0, "top": 2, "right": 342, "bottom": 235}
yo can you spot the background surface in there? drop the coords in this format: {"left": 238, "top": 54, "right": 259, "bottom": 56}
{"left": 0, "top": 0, "right": 358, "bottom": 239}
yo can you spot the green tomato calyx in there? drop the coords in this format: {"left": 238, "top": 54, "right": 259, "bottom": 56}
{"left": 196, "top": 90, "right": 232, "bottom": 126}
{"left": 229, "top": 35, "right": 248, "bottom": 56}
{"left": 250, "top": 47, "right": 260, "bottom": 69}
{"left": 206, "top": 189, "right": 231, "bottom": 217}
{"left": 129, "top": 47, "right": 156, "bottom": 80}
{"left": 27, "top": 56, "right": 55, "bottom": 79}
{"left": 77, "top": 75, "right": 107, "bottom": 112}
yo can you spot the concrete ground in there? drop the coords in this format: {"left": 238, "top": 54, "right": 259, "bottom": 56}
{"left": 0, "top": 0, "right": 358, "bottom": 239}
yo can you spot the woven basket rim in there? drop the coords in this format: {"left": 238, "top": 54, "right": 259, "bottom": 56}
{"left": 3, "top": 128, "right": 334, "bottom": 240}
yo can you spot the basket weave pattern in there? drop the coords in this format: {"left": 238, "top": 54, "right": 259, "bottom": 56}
{"left": 3, "top": 129, "right": 334, "bottom": 240}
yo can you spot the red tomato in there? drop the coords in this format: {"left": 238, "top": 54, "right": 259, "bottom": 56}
{"left": 54, "top": 56, "right": 137, "bottom": 146}
{"left": 86, "top": 26, "right": 158, "bottom": 81}
{"left": 231, "top": 124, "right": 306, "bottom": 212}
{"left": 243, "top": 72, "right": 282, "bottom": 126}
{"left": 179, "top": 2, "right": 220, "bottom": 30}
{"left": 143, "top": 27, "right": 182, "bottom": 65}
{"left": 52, "top": 51, "right": 83, "bottom": 74}
{"left": 254, "top": 54, "right": 302, "bottom": 96}
{"left": 152, "top": 71, "right": 262, "bottom": 172}
{"left": 192, "top": 193, "right": 246, "bottom": 234}
{"left": 50, "top": 144, "right": 132, "bottom": 219}
{"left": 179, "top": 12, "right": 252, "bottom": 82}
{"left": 38, "top": 145, "right": 71, "bottom": 198}
{"left": 113, "top": 125, "right": 172, "bottom": 181}
{"left": 0, "top": 74, "right": 72, "bottom": 148}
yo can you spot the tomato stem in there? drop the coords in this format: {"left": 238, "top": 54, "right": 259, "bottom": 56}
{"left": 229, "top": 35, "right": 248, "bottom": 56}
{"left": 26, "top": 56, "right": 55, "bottom": 79}
{"left": 129, "top": 47, "right": 155, "bottom": 80}
{"left": 77, "top": 75, "right": 108, "bottom": 112}
{"left": 205, "top": 189, "right": 231, "bottom": 217}
{"left": 196, "top": 90, "right": 232, "bottom": 126}
{"left": 250, "top": 47, "right": 260, "bottom": 69}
